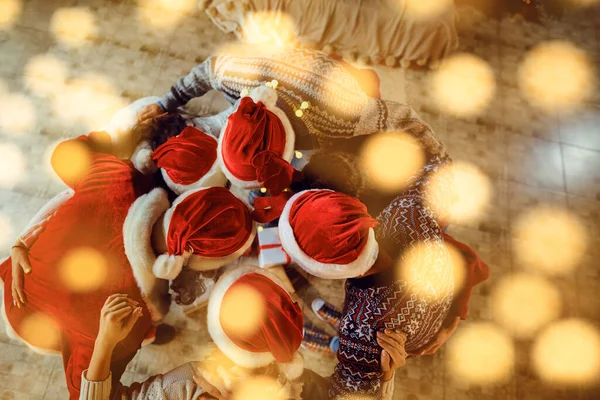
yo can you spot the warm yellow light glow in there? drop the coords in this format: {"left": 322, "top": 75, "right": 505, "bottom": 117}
{"left": 232, "top": 375, "right": 286, "bottom": 400}
{"left": 491, "top": 273, "right": 561, "bottom": 339}
{"left": 0, "top": 0, "right": 22, "bottom": 30}
{"left": 447, "top": 322, "right": 514, "bottom": 385}
{"left": 20, "top": 313, "right": 61, "bottom": 351}
{"left": 533, "top": 319, "right": 600, "bottom": 386}
{"left": 404, "top": 0, "right": 453, "bottom": 19}
{"left": 24, "top": 54, "right": 69, "bottom": 97}
{"left": 360, "top": 132, "right": 425, "bottom": 193}
{"left": 241, "top": 11, "right": 298, "bottom": 49}
{"left": 512, "top": 206, "right": 587, "bottom": 276}
{"left": 52, "top": 74, "right": 126, "bottom": 130}
{"left": 0, "top": 213, "right": 14, "bottom": 248}
{"left": 0, "top": 93, "right": 36, "bottom": 136}
{"left": 399, "top": 240, "right": 465, "bottom": 302}
{"left": 220, "top": 283, "right": 266, "bottom": 337}
{"left": 0, "top": 143, "right": 25, "bottom": 188}
{"left": 567, "top": 0, "right": 600, "bottom": 7}
{"left": 518, "top": 41, "right": 594, "bottom": 113}
{"left": 50, "top": 7, "right": 98, "bottom": 47}
{"left": 198, "top": 346, "right": 252, "bottom": 393}
{"left": 426, "top": 161, "right": 493, "bottom": 224}
{"left": 137, "top": 0, "right": 196, "bottom": 30}
{"left": 430, "top": 53, "right": 496, "bottom": 117}
{"left": 50, "top": 139, "right": 92, "bottom": 185}
{"left": 59, "top": 247, "right": 108, "bottom": 293}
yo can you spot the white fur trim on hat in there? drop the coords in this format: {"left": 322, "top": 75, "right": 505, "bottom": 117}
{"left": 278, "top": 352, "right": 304, "bottom": 380}
{"left": 104, "top": 96, "right": 160, "bottom": 138}
{"left": 160, "top": 134, "right": 228, "bottom": 195}
{"left": 123, "top": 188, "right": 172, "bottom": 323}
{"left": 162, "top": 187, "right": 256, "bottom": 271}
{"left": 153, "top": 253, "right": 187, "bottom": 280}
{"left": 207, "top": 266, "right": 293, "bottom": 368}
{"left": 218, "top": 87, "right": 295, "bottom": 190}
{"left": 279, "top": 189, "right": 379, "bottom": 279}
{"left": 131, "top": 140, "right": 157, "bottom": 175}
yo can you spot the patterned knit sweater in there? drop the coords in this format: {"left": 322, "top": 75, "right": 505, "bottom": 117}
{"left": 159, "top": 48, "right": 447, "bottom": 157}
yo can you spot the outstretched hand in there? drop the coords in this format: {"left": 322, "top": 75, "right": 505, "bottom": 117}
{"left": 11, "top": 241, "right": 31, "bottom": 308}
{"left": 377, "top": 329, "right": 408, "bottom": 381}
{"left": 97, "top": 294, "right": 142, "bottom": 349}
{"left": 137, "top": 103, "right": 165, "bottom": 125}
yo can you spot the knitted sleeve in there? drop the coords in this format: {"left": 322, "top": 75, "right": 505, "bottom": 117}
{"left": 19, "top": 189, "right": 73, "bottom": 248}
{"left": 159, "top": 57, "right": 218, "bottom": 112}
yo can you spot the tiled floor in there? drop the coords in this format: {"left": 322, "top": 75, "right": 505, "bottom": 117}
{"left": 0, "top": 1, "right": 599, "bottom": 399}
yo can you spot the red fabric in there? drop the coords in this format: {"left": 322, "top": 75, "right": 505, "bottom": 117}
{"left": 289, "top": 191, "right": 378, "bottom": 264}
{"left": 167, "top": 187, "right": 253, "bottom": 258}
{"left": 221, "top": 97, "right": 287, "bottom": 182}
{"left": 252, "top": 191, "right": 293, "bottom": 224}
{"left": 220, "top": 273, "right": 303, "bottom": 363}
{"left": 252, "top": 151, "right": 303, "bottom": 196}
{"left": 443, "top": 233, "right": 490, "bottom": 319}
{"left": 152, "top": 126, "right": 217, "bottom": 185}
{"left": 0, "top": 136, "right": 155, "bottom": 399}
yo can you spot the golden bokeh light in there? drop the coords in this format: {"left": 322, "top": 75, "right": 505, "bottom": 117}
{"left": 232, "top": 375, "right": 286, "bottom": 400}
{"left": 518, "top": 41, "right": 594, "bottom": 113}
{"left": 0, "top": 93, "right": 36, "bottom": 136}
{"left": 447, "top": 322, "right": 514, "bottom": 385}
{"left": 532, "top": 319, "right": 600, "bottom": 386}
{"left": 197, "top": 346, "right": 253, "bottom": 394}
{"left": 50, "top": 7, "right": 98, "bottom": 47}
{"left": 491, "top": 273, "right": 562, "bottom": 339}
{"left": 137, "top": 0, "right": 196, "bottom": 30}
{"left": 52, "top": 73, "right": 126, "bottom": 130}
{"left": 0, "top": 0, "right": 22, "bottom": 30}
{"left": 24, "top": 54, "right": 69, "bottom": 97}
{"left": 241, "top": 11, "right": 298, "bottom": 50}
{"left": 20, "top": 313, "right": 61, "bottom": 351}
{"left": 220, "top": 283, "right": 266, "bottom": 337}
{"left": 430, "top": 53, "right": 496, "bottom": 117}
{"left": 512, "top": 206, "right": 587, "bottom": 276}
{"left": 0, "top": 213, "right": 14, "bottom": 249}
{"left": 404, "top": 0, "right": 453, "bottom": 19}
{"left": 50, "top": 138, "right": 92, "bottom": 185}
{"left": 426, "top": 161, "right": 492, "bottom": 224}
{"left": 398, "top": 241, "right": 465, "bottom": 301}
{"left": 59, "top": 247, "right": 108, "bottom": 293}
{"left": 360, "top": 132, "right": 425, "bottom": 193}
{"left": 0, "top": 143, "right": 25, "bottom": 188}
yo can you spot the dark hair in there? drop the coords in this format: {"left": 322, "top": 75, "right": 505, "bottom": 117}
{"left": 130, "top": 113, "right": 188, "bottom": 151}
{"left": 291, "top": 150, "right": 366, "bottom": 198}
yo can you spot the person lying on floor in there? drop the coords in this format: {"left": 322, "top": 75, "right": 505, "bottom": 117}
{"left": 3, "top": 123, "right": 255, "bottom": 399}
{"left": 135, "top": 47, "right": 445, "bottom": 159}
{"left": 79, "top": 268, "right": 408, "bottom": 400}
{"left": 265, "top": 147, "right": 490, "bottom": 398}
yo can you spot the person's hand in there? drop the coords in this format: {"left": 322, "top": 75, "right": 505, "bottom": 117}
{"left": 377, "top": 329, "right": 408, "bottom": 381}
{"left": 137, "top": 103, "right": 164, "bottom": 125}
{"left": 11, "top": 241, "right": 31, "bottom": 308}
{"left": 96, "top": 294, "right": 142, "bottom": 349}
{"left": 192, "top": 365, "right": 231, "bottom": 400}
{"left": 412, "top": 315, "right": 460, "bottom": 356}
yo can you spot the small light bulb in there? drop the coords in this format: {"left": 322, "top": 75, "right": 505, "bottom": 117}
{"left": 257, "top": 225, "right": 264, "bottom": 232}
{"left": 271, "top": 79, "right": 279, "bottom": 89}
{"left": 260, "top": 187, "right": 267, "bottom": 193}
{"left": 300, "top": 101, "right": 310, "bottom": 110}
{"left": 295, "top": 151, "right": 303, "bottom": 159}
{"left": 295, "top": 109, "right": 303, "bottom": 118}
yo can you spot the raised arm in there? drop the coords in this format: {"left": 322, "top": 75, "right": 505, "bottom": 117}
{"left": 159, "top": 57, "right": 218, "bottom": 112}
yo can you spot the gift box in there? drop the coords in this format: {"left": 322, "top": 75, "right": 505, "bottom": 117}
{"left": 258, "top": 226, "right": 291, "bottom": 269}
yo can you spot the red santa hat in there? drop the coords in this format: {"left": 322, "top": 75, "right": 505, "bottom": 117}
{"left": 218, "top": 86, "right": 295, "bottom": 190}
{"left": 152, "top": 126, "right": 226, "bottom": 194}
{"left": 207, "top": 266, "right": 304, "bottom": 378}
{"left": 279, "top": 189, "right": 380, "bottom": 279}
{"left": 123, "top": 187, "right": 256, "bottom": 319}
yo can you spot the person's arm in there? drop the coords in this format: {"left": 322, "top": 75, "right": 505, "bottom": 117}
{"left": 159, "top": 58, "right": 218, "bottom": 112}
{"left": 80, "top": 294, "right": 142, "bottom": 400}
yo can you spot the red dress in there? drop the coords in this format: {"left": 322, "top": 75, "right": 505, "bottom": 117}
{"left": 0, "top": 135, "right": 157, "bottom": 399}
